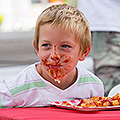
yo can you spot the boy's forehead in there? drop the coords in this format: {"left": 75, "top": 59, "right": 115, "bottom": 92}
{"left": 39, "top": 23, "right": 79, "bottom": 43}
{"left": 39, "top": 23, "right": 71, "bottom": 33}
{"left": 39, "top": 22, "right": 81, "bottom": 45}
{"left": 39, "top": 23, "right": 72, "bottom": 36}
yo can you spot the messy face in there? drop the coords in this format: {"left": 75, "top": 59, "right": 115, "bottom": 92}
{"left": 36, "top": 24, "right": 81, "bottom": 82}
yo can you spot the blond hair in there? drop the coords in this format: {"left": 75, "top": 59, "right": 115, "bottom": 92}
{"left": 34, "top": 4, "right": 91, "bottom": 54}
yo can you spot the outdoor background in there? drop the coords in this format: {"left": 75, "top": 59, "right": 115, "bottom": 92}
{"left": 0, "top": 0, "right": 93, "bottom": 81}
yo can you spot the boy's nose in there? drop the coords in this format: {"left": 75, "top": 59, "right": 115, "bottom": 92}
{"left": 50, "top": 46, "right": 60, "bottom": 60}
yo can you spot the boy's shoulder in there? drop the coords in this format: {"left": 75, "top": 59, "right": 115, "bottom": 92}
{"left": 17, "top": 62, "right": 40, "bottom": 79}
{"left": 5, "top": 62, "right": 41, "bottom": 86}
{"left": 76, "top": 65, "right": 103, "bottom": 84}
{"left": 19, "top": 62, "right": 40, "bottom": 74}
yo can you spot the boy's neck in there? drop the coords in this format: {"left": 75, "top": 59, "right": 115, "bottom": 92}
{"left": 36, "top": 64, "right": 78, "bottom": 90}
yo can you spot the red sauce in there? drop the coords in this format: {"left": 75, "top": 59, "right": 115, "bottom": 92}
{"left": 40, "top": 51, "right": 71, "bottom": 80}
{"left": 77, "top": 99, "right": 85, "bottom": 106}
{"left": 101, "top": 99, "right": 113, "bottom": 106}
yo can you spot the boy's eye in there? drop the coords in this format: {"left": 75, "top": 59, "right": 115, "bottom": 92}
{"left": 62, "top": 45, "right": 71, "bottom": 48}
{"left": 42, "top": 44, "right": 50, "bottom": 47}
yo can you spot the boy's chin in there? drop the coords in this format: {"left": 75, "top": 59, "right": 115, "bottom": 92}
{"left": 49, "top": 73, "right": 69, "bottom": 84}
{"left": 54, "top": 79, "right": 61, "bottom": 84}
{"left": 50, "top": 76, "right": 63, "bottom": 84}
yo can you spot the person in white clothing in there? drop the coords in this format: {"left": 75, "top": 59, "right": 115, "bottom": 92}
{"left": 0, "top": 4, "right": 104, "bottom": 108}
{"left": 77, "top": 0, "right": 120, "bottom": 96}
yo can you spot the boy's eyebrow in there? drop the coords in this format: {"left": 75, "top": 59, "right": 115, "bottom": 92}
{"left": 40, "top": 39, "right": 49, "bottom": 42}
{"left": 61, "top": 38, "right": 77, "bottom": 43}
{"left": 61, "top": 40, "right": 75, "bottom": 44}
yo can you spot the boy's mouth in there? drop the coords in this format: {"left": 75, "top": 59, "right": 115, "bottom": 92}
{"left": 49, "top": 64, "right": 62, "bottom": 67}
{"left": 41, "top": 59, "right": 68, "bottom": 81}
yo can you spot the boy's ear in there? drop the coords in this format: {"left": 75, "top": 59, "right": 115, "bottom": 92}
{"left": 79, "top": 45, "right": 91, "bottom": 61}
{"left": 33, "top": 39, "right": 40, "bottom": 57}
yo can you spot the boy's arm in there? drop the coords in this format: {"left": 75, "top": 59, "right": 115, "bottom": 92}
{"left": 0, "top": 81, "right": 16, "bottom": 108}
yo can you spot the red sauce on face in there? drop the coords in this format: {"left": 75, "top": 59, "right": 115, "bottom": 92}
{"left": 40, "top": 50, "right": 71, "bottom": 80}
{"left": 63, "top": 57, "right": 70, "bottom": 63}
{"left": 51, "top": 45, "right": 60, "bottom": 60}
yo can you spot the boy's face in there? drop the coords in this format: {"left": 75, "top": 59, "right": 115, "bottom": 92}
{"left": 35, "top": 23, "right": 84, "bottom": 81}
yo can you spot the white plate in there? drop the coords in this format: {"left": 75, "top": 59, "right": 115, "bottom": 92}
{"left": 49, "top": 99, "right": 120, "bottom": 111}
{"left": 108, "top": 85, "right": 120, "bottom": 97}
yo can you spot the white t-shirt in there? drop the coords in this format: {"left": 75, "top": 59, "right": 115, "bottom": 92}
{"left": 0, "top": 62, "right": 104, "bottom": 108}
{"left": 77, "top": 0, "right": 120, "bottom": 32}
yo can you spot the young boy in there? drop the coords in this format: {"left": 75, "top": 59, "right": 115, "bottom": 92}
{"left": 0, "top": 4, "right": 104, "bottom": 108}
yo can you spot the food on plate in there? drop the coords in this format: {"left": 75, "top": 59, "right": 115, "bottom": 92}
{"left": 77, "top": 93, "right": 120, "bottom": 107}
{"left": 62, "top": 101, "right": 71, "bottom": 106}
{"left": 61, "top": 93, "right": 120, "bottom": 108}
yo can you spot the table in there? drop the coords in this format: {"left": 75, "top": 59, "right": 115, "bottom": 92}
{"left": 0, "top": 107, "right": 120, "bottom": 120}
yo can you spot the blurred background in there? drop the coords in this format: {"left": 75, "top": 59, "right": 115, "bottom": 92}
{"left": 0, "top": 0, "right": 93, "bottom": 81}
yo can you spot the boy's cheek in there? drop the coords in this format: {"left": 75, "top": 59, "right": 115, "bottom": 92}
{"left": 39, "top": 52, "right": 48, "bottom": 60}
{"left": 36, "top": 51, "right": 40, "bottom": 58}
